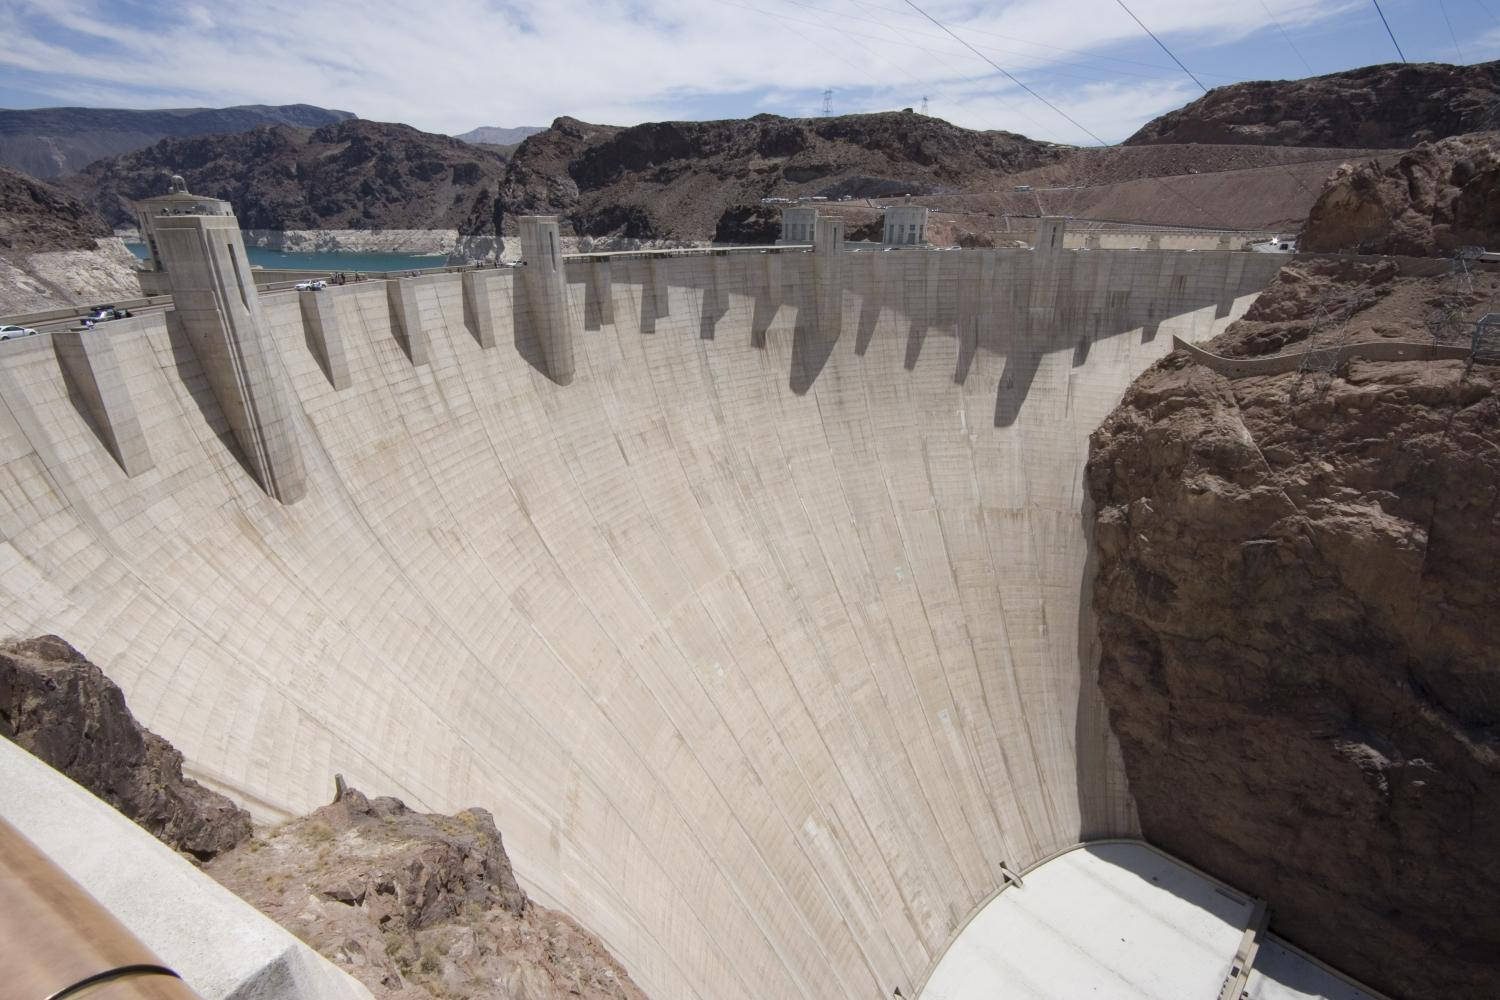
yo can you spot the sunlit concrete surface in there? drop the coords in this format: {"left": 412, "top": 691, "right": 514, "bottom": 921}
{"left": 917, "top": 842, "right": 1380, "bottom": 1000}
{"left": 0, "top": 245, "right": 1284, "bottom": 999}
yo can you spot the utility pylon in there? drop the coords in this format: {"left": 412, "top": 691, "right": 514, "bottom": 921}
{"left": 822, "top": 89, "right": 833, "bottom": 116}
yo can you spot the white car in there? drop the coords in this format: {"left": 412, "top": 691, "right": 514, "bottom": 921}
{"left": 0, "top": 325, "right": 38, "bottom": 341}
{"left": 294, "top": 280, "right": 327, "bottom": 291}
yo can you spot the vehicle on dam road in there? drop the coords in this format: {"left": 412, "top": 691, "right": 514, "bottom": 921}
{"left": 86, "top": 305, "right": 132, "bottom": 322}
{"left": 294, "top": 279, "right": 327, "bottom": 291}
{"left": 0, "top": 325, "right": 38, "bottom": 340}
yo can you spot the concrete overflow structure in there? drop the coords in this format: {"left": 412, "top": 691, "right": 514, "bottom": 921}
{"left": 0, "top": 190, "right": 1383, "bottom": 999}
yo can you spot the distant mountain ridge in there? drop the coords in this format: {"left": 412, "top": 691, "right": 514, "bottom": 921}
{"left": 0, "top": 103, "right": 354, "bottom": 178}
{"left": 456, "top": 125, "right": 546, "bottom": 146}
{"left": 63, "top": 119, "right": 507, "bottom": 239}
{"left": 1125, "top": 60, "right": 1500, "bottom": 148}
{"left": 500, "top": 111, "right": 1068, "bottom": 239}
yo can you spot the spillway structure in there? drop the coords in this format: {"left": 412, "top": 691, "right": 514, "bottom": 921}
{"left": 0, "top": 209, "right": 1299, "bottom": 998}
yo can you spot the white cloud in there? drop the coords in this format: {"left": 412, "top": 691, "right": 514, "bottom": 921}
{"left": 0, "top": 0, "right": 1355, "bottom": 141}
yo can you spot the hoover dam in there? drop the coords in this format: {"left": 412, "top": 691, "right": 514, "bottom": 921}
{"left": 0, "top": 204, "right": 1352, "bottom": 997}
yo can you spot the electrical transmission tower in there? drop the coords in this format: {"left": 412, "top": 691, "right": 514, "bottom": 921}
{"left": 921, "top": 95, "right": 929, "bottom": 115}
{"left": 1294, "top": 302, "right": 1353, "bottom": 400}
{"left": 1426, "top": 248, "right": 1481, "bottom": 344}
{"left": 822, "top": 89, "right": 833, "bottom": 116}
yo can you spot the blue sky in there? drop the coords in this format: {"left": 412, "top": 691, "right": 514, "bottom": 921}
{"left": 0, "top": 0, "right": 1496, "bottom": 143}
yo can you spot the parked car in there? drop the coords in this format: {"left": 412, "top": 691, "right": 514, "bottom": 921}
{"left": 87, "top": 305, "right": 132, "bottom": 321}
{"left": 294, "top": 279, "right": 327, "bottom": 291}
{"left": 0, "top": 325, "right": 38, "bottom": 340}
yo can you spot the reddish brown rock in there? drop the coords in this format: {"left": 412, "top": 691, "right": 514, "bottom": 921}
{"left": 206, "top": 785, "right": 649, "bottom": 1000}
{"left": 1086, "top": 272, "right": 1500, "bottom": 997}
{"left": 1126, "top": 61, "right": 1500, "bottom": 148}
{"left": 1300, "top": 131, "right": 1500, "bottom": 255}
{"left": 0, "top": 635, "right": 252, "bottom": 860}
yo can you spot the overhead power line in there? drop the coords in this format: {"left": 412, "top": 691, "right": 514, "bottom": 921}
{"left": 1258, "top": 0, "right": 1315, "bottom": 75}
{"left": 1438, "top": 0, "right": 1467, "bottom": 62}
{"left": 897, "top": 0, "right": 1226, "bottom": 225}
{"left": 1370, "top": 0, "right": 1408, "bottom": 63}
{"left": 899, "top": 0, "right": 1112, "bottom": 145}
{"left": 1113, "top": 0, "right": 1208, "bottom": 93}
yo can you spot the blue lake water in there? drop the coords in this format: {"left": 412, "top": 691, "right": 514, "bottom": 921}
{"left": 125, "top": 242, "right": 450, "bottom": 273}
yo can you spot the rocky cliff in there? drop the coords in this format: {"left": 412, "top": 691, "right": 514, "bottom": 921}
{"left": 1087, "top": 232, "right": 1500, "bottom": 996}
{"left": 63, "top": 119, "right": 508, "bottom": 240}
{"left": 206, "top": 785, "right": 650, "bottom": 1000}
{"left": 1300, "top": 131, "right": 1500, "bottom": 255}
{"left": 1126, "top": 60, "right": 1500, "bottom": 148}
{"left": 501, "top": 111, "right": 1066, "bottom": 238}
{"left": 0, "top": 103, "right": 352, "bottom": 179}
{"left": 0, "top": 165, "right": 111, "bottom": 252}
{"left": 0, "top": 636, "right": 252, "bottom": 860}
{"left": 0, "top": 636, "right": 651, "bottom": 1000}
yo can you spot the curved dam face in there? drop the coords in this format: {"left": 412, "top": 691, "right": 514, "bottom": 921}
{"left": 0, "top": 241, "right": 1282, "bottom": 999}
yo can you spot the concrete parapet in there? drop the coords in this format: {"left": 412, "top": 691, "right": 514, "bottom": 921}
{"left": 1173, "top": 335, "right": 1470, "bottom": 377}
{"left": 151, "top": 213, "right": 305, "bottom": 504}
{"left": 519, "top": 216, "right": 574, "bottom": 384}
{"left": 298, "top": 290, "right": 351, "bottom": 389}
{"left": 461, "top": 270, "right": 500, "bottom": 349}
{"left": 0, "top": 739, "right": 372, "bottom": 1000}
{"left": 385, "top": 278, "right": 429, "bottom": 366}
{"left": 51, "top": 323, "right": 154, "bottom": 476}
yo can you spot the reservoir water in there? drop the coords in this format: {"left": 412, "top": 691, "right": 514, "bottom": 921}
{"left": 125, "top": 242, "right": 450, "bottom": 273}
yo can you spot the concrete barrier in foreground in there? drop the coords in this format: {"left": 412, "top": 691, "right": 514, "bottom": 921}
{"left": 0, "top": 738, "right": 373, "bottom": 1000}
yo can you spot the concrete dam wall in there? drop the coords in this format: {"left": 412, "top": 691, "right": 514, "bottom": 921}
{"left": 0, "top": 240, "right": 1283, "bottom": 999}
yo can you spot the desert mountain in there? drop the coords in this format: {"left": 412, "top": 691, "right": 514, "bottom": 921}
{"left": 64, "top": 119, "right": 508, "bottom": 238}
{"left": 499, "top": 111, "right": 1069, "bottom": 238}
{"left": 0, "top": 165, "right": 111, "bottom": 253}
{"left": 1126, "top": 60, "right": 1500, "bottom": 148}
{"left": 456, "top": 125, "right": 546, "bottom": 146}
{"left": 0, "top": 103, "right": 353, "bottom": 179}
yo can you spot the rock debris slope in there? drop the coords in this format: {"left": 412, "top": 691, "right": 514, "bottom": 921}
{"left": 207, "top": 785, "right": 650, "bottom": 1000}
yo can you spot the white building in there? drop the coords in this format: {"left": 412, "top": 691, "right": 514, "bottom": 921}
{"left": 779, "top": 206, "right": 818, "bottom": 244}
{"left": 882, "top": 199, "right": 929, "bottom": 246}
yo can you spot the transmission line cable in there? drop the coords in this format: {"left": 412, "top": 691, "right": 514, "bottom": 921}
{"left": 898, "top": 0, "right": 1227, "bottom": 226}
{"left": 1370, "top": 0, "right": 1408, "bottom": 63}
{"left": 1113, "top": 0, "right": 1208, "bottom": 93}
{"left": 1438, "top": 0, "right": 1467, "bottom": 61}
{"left": 899, "top": 0, "right": 1111, "bottom": 144}
{"left": 1258, "top": 0, "right": 1314, "bottom": 75}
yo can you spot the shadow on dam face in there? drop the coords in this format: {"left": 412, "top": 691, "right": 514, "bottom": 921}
{"left": 0, "top": 246, "right": 1283, "bottom": 1000}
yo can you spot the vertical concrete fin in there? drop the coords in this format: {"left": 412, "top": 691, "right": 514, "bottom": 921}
{"left": 461, "top": 270, "right": 498, "bottom": 349}
{"left": 52, "top": 324, "right": 154, "bottom": 476}
{"left": 650, "top": 254, "right": 671, "bottom": 319}
{"left": 298, "top": 290, "right": 351, "bottom": 389}
{"left": 385, "top": 278, "right": 430, "bottom": 367}
{"left": 1034, "top": 217, "right": 1067, "bottom": 258}
{"left": 152, "top": 215, "right": 305, "bottom": 504}
{"left": 519, "top": 216, "right": 574, "bottom": 385}
{"left": 591, "top": 257, "right": 615, "bottom": 327}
